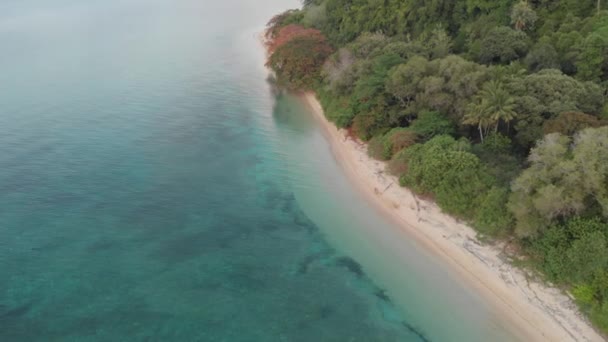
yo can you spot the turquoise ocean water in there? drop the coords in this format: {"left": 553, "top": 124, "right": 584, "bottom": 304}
{"left": 0, "top": 1, "right": 519, "bottom": 341}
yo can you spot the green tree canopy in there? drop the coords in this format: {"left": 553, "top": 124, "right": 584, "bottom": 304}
{"left": 477, "top": 26, "right": 530, "bottom": 64}
{"left": 509, "top": 127, "right": 608, "bottom": 237}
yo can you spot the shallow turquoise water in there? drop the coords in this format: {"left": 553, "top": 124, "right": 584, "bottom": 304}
{"left": 0, "top": 1, "right": 518, "bottom": 341}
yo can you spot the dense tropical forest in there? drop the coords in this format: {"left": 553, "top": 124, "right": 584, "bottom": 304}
{"left": 265, "top": 0, "right": 608, "bottom": 332}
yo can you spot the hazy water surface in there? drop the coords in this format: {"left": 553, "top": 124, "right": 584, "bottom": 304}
{"left": 0, "top": 1, "right": 518, "bottom": 341}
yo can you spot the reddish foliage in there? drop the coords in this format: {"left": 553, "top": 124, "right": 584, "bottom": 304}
{"left": 266, "top": 35, "right": 333, "bottom": 89}
{"left": 543, "top": 111, "right": 605, "bottom": 136}
{"left": 265, "top": 11, "right": 296, "bottom": 40}
{"left": 267, "top": 25, "right": 327, "bottom": 53}
{"left": 388, "top": 130, "right": 418, "bottom": 154}
{"left": 351, "top": 114, "right": 377, "bottom": 141}
{"left": 345, "top": 127, "right": 360, "bottom": 143}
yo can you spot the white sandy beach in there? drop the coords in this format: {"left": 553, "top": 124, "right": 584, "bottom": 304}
{"left": 300, "top": 92, "right": 605, "bottom": 342}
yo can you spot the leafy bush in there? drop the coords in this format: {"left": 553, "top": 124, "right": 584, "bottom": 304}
{"left": 398, "top": 135, "right": 495, "bottom": 217}
{"left": 473, "top": 187, "right": 514, "bottom": 237}
{"left": 368, "top": 135, "right": 389, "bottom": 160}
{"left": 385, "top": 128, "right": 418, "bottom": 155}
{"left": 409, "top": 111, "right": 455, "bottom": 140}
{"left": 368, "top": 128, "right": 419, "bottom": 161}
{"left": 480, "top": 133, "right": 513, "bottom": 153}
{"left": 352, "top": 114, "right": 377, "bottom": 141}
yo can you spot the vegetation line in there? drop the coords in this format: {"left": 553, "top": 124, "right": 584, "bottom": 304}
{"left": 265, "top": 0, "right": 608, "bottom": 334}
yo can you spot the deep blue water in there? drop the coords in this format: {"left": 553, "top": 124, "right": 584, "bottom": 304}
{"left": 0, "top": 1, "right": 519, "bottom": 341}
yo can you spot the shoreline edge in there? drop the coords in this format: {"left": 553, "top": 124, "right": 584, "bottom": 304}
{"left": 299, "top": 91, "right": 604, "bottom": 342}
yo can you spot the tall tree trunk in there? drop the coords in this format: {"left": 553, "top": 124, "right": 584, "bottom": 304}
{"left": 478, "top": 123, "right": 484, "bottom": 143}
{"left": 599, "top": 0, "right": 602, "bottom": 15}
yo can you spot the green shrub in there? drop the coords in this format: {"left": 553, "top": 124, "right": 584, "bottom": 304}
{"left": 481, "top": 133, "right": 513, "bottom": 154}
{"left": 473, "top": 187, "right": 514, "bottom": 237}
{"left": 368, "top": 135, "right": 389, "bottom": 160}
{"left": 388, "top": 148, "right": 411, "bottom": 177}
{"left": 352, "top": 114, "right": 377, "bottom": 141}
{"left": 385, "top": 128, "right": 418, "bottom": 155}
{"left": 409, "top": 111, "right": 455, "bottom": 141}
{"left": 572, "top": 284, "right": 596, "bottom": 307}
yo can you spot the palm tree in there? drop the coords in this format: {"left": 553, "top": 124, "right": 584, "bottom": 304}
{"left": 463, "top": 81, "right": 518, "bottom": 141}
{"left": 463, "top": 101, "right": 494, "bottom": 143}
{"left": 511, "top": 1, "right": 537, "bottom": 31}
{"left": 479, "top": 80, "right": 518, "bottom": 133}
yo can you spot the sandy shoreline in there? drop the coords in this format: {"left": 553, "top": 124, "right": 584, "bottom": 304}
{"left": 299, "top": 92, "right": 604, "bottom": 342}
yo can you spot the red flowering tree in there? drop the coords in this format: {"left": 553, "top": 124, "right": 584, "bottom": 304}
{"left": 266, "top": 24, "right": 326, "bottom": 53}
{"left": 266, "top": 24, "right": 333, "bottom": 89}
